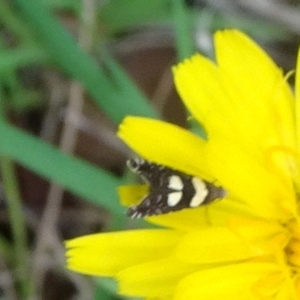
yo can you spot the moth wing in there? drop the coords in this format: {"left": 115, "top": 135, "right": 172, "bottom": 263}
{"left": 126, "top": 190, "right": 172, "bottom": 218}
{"left": 126, "top": 188, "right": 191, "bottom": 218}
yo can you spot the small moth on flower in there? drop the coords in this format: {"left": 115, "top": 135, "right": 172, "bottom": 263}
{"left": 126, "top": 158, "right": 226, "bottom": 218}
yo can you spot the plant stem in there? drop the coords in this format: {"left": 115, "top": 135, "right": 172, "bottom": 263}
{"left": 0, "top": 156, "right": 29, "bottom": 298}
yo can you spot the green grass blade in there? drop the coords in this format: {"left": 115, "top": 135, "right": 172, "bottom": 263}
{"left": 14, "top": 0, "right": 156, "bottom": 123}
{"left": 0, "top": 0, "right": 36, "bottom": 45}
{"left": 172, "top": 0, "right": 195, "bottom": 61}
{"left": 0, "top": 47, "right": 48, "bottom": 74}
{"left": 0, "top": 155, "right": 29, "bottom": 298}
{"left": 0, "top": 122, "right": 124, "bottom": 217}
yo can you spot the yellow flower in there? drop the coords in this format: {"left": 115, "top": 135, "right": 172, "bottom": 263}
{"left": 66, "top": 29, "right": 300, "bottom": 299}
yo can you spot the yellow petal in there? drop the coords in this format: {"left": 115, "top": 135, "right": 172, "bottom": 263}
{"left": 117, "top": 258, "right": 201, "bottom": 297}
{"left": 295, "top": 49, "right": 300, "bottom": 145}
{"left": 174, "top": 220, "right": 287, "bottom": 264}
{"left": 215, "top": 30, "right": 295, "bottom": 152}
{"left": 206, "top": 138, "right": 296, "bottom": 220}
{"left": 66, "top": 230, "right": 182, "bottom": 276}
{"left": 175, "top": 228, "right": 257, "bottom": 264}
{"left": 296, "top": 46, "right": 300, "bottom": 146}
{"left": 173, "top": 54, "right": 227, "bottom": 137}
{"left": 118, "top": 184, "right": 148, "bottom": 206}
{"left": 294, "top": 276, "right": 300, "bottom": 298}
{"left": 146, "top": 197, "right": 257, "bottom": 231}
{"left": 174, "top": 30, "right": 295, "bottom": 160}
{"left": 174, "top": 263, "right": 281, "bottom": 300}
{"left": 118, "top": 116, "right": 213, "bottom": 180}
{"left": 146, "top": 297, "right": 172, "bottom": 300}
{"left": 227, "top": 218, "right": 289, "bottom": 252}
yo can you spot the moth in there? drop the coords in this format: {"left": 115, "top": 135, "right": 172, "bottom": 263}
{"left": 126, "top": 158, "right": 226, "bottom": 218}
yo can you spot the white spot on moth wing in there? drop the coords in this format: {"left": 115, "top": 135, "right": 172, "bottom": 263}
{"left": 168, "top": 175, "right": 184, "bottom": 191}
{"left": 190, "top": 177, "right": 209, "bottom": 207}
{"left": 167, "top": 191, "right": 183, "bottom": 207}
{"left": 130, "top": 211, "right": 138, "bottom": 218}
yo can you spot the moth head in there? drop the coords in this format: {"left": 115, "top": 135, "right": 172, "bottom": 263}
{"left": 126, "top": 158, "right": 144, "bottom": 173}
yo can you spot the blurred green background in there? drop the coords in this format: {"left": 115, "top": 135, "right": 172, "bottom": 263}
{"left": 0, "top": 0, "right": 298, "bottom": 299}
